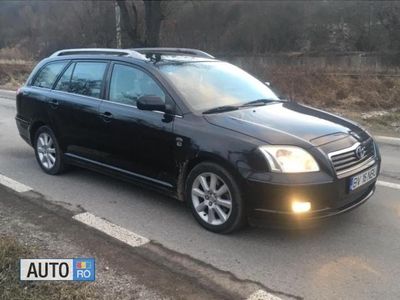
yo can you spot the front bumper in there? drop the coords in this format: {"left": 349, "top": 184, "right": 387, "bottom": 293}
{"left": 245, "top": 160, "right": 380, "bottom": 226}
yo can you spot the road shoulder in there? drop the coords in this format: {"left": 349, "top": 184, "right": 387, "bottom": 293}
{"left": 0, "top": 185, "right": 290, "bottom": 300}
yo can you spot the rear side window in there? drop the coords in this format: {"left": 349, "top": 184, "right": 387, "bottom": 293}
{"left": 32, "top": 61, "right": 67, "bottom": 89}
{"left": 69, "top": 62, "right": 107, "bottom": 98}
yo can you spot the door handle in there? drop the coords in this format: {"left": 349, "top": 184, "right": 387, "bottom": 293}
{"left": 48, "top": 99, "right": 59, "bottom": 109}
{"left": 100, "top": 111, "right": 113, "bottom": 122}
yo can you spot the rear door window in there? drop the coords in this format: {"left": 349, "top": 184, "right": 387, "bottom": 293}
{"left": 69, "top": 62, "right": 107, "bottom": 98}
{"left": 32, "top": 61, "right": 68, "bottom": 89}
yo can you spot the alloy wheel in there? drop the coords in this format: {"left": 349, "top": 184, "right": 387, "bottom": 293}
{"left": 191, "top": 172, "right": 232, "bottom": 226}
{"left": 36, "top": 132, "right": 57, "bottom": 169}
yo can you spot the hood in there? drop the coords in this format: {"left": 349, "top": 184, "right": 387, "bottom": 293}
{"left": 203, "top": 102, "right": 369, "bottom": 148}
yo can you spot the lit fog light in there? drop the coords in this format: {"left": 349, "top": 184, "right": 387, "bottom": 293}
{"left": 291, "top": 201, "right": 311, "bottom": 214}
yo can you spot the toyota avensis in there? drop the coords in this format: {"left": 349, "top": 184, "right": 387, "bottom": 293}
{"left": 16, "top": 48, "right": 381, "bottom": 233}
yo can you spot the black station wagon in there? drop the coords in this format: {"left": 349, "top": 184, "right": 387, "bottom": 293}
{"left": 16, "top": 48, "right": 381, "bottom": 233}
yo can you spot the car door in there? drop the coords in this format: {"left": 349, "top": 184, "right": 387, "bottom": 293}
{"left": 97, "top": 62, "right": 176, "bottom": 188}
{"left": 49, "top": 60, "right": 109, "bottom": 158}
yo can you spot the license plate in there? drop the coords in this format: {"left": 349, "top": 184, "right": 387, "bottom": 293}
{"left": 349, "top": 165, "right": 377, "bottom": 191}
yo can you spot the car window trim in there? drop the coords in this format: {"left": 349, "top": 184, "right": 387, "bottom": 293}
{"left": 29, "top": 86, "right": 53, "bottom": 93}
{"left": 105, "top": 61, "right": 183, "bottom": 117}
{"left": 52, "top": 60, "right": 74, "bottom": 90}
{"left": 51, "top": 89, "right": 104, "bottom": 103}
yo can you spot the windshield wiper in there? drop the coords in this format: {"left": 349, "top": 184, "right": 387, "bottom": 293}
{"left": 240, "top": 99, "right": 279, "bottom": 107}
{"left": 202, "top": 99, "right": 280, "bottom": 114}
{"left": 202, "top": 105, "right": 239, "bottom": 114}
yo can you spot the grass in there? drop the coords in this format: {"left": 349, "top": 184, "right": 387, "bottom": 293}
{"left": 266, "top": 67, "right": 400, "bottom": 111}
{"left": 365, "top": 110, "right": 400, "bottom": 126}
{"left": 0, "top": 62, "right": 32, "bottom": 90}
{"left": 321, "top": 108, "right": 400, "bottom": 136}
{"left": 0, "top": 235, "right": 97, "bottom": 300}
{"left": 360, "top": 110, "right": 400, "bottom": 133}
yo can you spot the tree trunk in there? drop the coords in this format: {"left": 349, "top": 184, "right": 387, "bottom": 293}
{"left": 114, "top": 2, "right": 122, "bottom": 48}
{"left": 144, "top": 0, "right": 163, "bottom": 46}
{"left": 116, "top": 0, "right": 142, "bottom": 47}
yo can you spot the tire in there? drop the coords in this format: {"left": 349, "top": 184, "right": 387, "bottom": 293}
{"left": 34, "top": 125, "right": 65, "bottom": 175}
{"left": 185, "top": 162, "right": 246, "bottom": 233}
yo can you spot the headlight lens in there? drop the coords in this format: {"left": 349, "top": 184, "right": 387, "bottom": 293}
{"left": 259, "top": 145, "right": 320, "bottom": 173}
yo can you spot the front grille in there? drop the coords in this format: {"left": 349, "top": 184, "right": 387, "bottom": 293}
{"left": 329, "top": 139, "right": 375, "bottom": 175}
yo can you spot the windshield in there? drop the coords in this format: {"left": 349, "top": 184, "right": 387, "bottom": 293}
{"left": 158, "top": 61, "right": 279, "bottom": 112}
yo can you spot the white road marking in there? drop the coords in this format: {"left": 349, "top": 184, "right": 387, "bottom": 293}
{"left": 0, "top": 88, "right": 16, "bottom": 94}
{"left": 73, "top": 212, "right": 149, "bottom": 247}
{"left": 247, "top": 289, "right": 282, "bottom": 300}
{"left": 0, "top": 174, "right": 32, "bottom": 193}
{"left": 0, "top": 89, "right": 16, "bottom": 100}
{"left": 377, "top": 180, "right": 400, "bottom": 190}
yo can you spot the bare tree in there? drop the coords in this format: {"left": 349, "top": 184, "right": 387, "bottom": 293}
{"left": 377, "top": 2, "right": 400, "bottom": 50}
{"left": 2, "top": 1, "right": 400, "bottom": 59}
{"left": 116, "top": 0, "right": 143, "bottom": 47}
{"left": 116, "top": 0, "right": 165, "bottom": 47}
{"left": 143, "top": 0, "right": 164, "bottom": 46}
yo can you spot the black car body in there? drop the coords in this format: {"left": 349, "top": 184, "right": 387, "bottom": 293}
{"left": 16, "top": 48, "right": 381, "bottom": 233}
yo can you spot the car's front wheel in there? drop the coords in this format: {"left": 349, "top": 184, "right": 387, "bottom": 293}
{"left": 34, "top": 126, "right": 65, "bottom": 175}
{"left": 186, "top": 162, "right": 246, "bottom": 233}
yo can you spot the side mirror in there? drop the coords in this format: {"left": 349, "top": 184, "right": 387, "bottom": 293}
{"left": 137, "top": 95, "right": 165, "bottom": 112}
{"left": 264, "top": 81, "right": 271, "bottom": 86}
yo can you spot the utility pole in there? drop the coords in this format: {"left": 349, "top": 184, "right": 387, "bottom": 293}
{"left": 115, "top": 1, "right": 122, "bottom": 48}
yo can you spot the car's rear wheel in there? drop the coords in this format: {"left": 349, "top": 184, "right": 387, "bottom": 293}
{"left": 34, "top": 126, "right": 65, "bottom": 175}
{"left": 186, "top": 162, "right": 246, "bottom": 233}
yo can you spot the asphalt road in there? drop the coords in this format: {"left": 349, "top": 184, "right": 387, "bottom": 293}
{"left": 1, "top": 91, "right": 399, "bottom": 299}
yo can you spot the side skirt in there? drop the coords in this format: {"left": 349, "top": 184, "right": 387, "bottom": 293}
{"left": 64, "top": 153, "right": 178, "bottom": 198}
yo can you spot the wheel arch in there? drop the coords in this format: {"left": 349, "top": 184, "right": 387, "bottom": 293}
{"left": 29, "top": 120, "right": 47, "bottom": 146}
{"left": 176, "top": 152, "right": 244, "bottom": 202}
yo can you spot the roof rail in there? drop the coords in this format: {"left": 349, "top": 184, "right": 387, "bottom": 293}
{"left": 132, "top": 48, "right": 215, "bottom": 59}
{"left": 50, "top": 48, "right": 145, "bottom": 60}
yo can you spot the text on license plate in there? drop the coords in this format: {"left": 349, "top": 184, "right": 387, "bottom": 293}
{"left": 349, "top": 165, "right": 377, "bottom": 191}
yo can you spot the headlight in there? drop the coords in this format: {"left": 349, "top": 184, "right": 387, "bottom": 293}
{"left": 259, "top": 145, "right": 319, "bottom": 173}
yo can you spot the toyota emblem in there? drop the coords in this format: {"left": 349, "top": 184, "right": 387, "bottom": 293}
{"left": 355, "top": 146, "right": 366, "bottom": 159}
